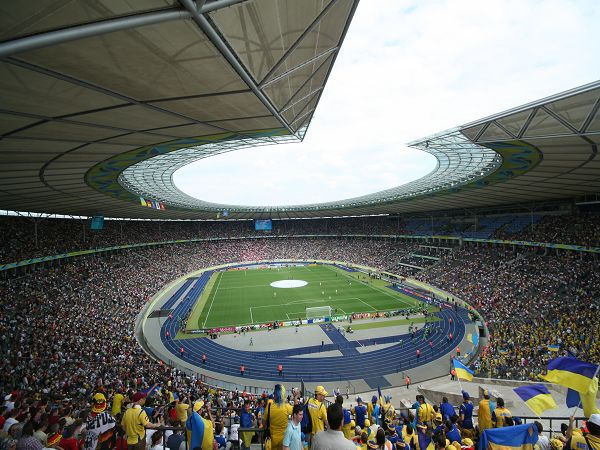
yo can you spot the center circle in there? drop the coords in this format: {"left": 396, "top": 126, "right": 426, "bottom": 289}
{"left": 270, "top": 279, "right": 308, "bottom": 289}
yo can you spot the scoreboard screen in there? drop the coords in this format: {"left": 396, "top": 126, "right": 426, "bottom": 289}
{"left": 254, "top": 219, "right": 272, "bottom": 231}
{"left": 90, "top": 216, "right": 104, "bottom": 230}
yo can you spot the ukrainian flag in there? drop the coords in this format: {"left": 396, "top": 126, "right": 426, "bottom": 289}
{"left": 547, "top": 344, "right": 560, "bottom": 352}
{"left": 540, "top": 357, "right": 598, "bottom": 393}
{"left": 453, "top": 359, "right": 474, "bottom": 381}
{"left": 513, "top": 384, "right": 557, "bottom": 416}
{"left": 479, "top": 423, "right": 538, "bottom": 450}
{"left": 540, "top": 357, "right": 599, "bottom": 417}
{"left": 141, "top": 383, "right": 161, "bottom": 398}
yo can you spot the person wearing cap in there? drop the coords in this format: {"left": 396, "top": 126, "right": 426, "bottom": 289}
{"left": 382, "top": 396, "right": 394, "bottom": 422}
{"left": 46, "top": 433, "right": 62, "bottom": 449}
{"left": 491, "top": 398, "right": 511, "bottom": 428}
{"left": 565, "top": 413, "right": 600, "bottom": 450}
{"left": 121, "top": 392, "right": 163, "bottom": 450}
{"left": 458, "top": 392, "right": 474, "bottom": 439}
{"left": 385, "top": 419, "right": 399, "bottom": 446}
{"left": 83, "top": 393, "right": 116, "bottom": 450}
{"left": 353, "top": 397, "right": 368, "bottom": 429}
{"left": 185, "top": 400, "right": 215, "bottom": 450}
{"left": 307, "top": 386, "right": 328, "bottom": 440}
{"left": 367, "top": 396, "right": 379, "bottom": 427}
{"left": 477, "top": 390, "right": 492, "bottom": 432}
{"left": 311, "top": 403, "right": 357, "bottom": 450}
{"left": 370, "top": 396, "right": 382, "bottom": 426}
{"left": 432, "top": 413, "right": 444, "bottom": 435}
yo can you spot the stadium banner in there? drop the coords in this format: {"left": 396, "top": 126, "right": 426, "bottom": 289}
{"left": 2, "top": 234, "right": 598, "bottom": 272}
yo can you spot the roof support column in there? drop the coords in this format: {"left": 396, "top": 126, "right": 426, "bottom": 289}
{"left": 179, "top": 0, "right": 295, "bottom": 135}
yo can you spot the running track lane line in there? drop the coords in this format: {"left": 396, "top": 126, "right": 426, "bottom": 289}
{"left": 203, "top": 272, "right": 223, "bottom": 329}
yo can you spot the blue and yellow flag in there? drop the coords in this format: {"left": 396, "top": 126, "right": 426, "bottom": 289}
{"left": 479, "top": 423, "right": 538, "bottom": 450}
{"left": 565, "top": 385, "right": 600, "bottom": 417}
{"left": 540, "top": 357, "right": 598, "bottom": 393}
{"left": 513, "top": 384, "right": 557, "bottom": 416}
{"left": 539, "top": 357, "right": 599, "bottom": 417}
{"left": 141, "top": 383, "right": 161, "bottom": 398}
{"left": 547, "top": 344, "right": 560, "bottom": 352}
{"left": 453, "top": 359, "right": 474, "bottom": 381}
{"left": 566, "top": 388, "right": 580, "bottom": 408}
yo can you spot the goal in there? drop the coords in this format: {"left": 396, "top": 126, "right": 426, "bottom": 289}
{"left": 306, "top": 306, "right": 332, "bottom": 320}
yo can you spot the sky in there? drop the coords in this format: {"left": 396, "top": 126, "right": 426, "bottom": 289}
{"left": 174, "top": 0, "right": 600, "bottom": 207}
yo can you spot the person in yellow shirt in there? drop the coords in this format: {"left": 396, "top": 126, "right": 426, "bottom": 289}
{"left": 477, "top": 390, "right": 492, "bottom": 432}
{"left": 491, "top": 398, "right": 511, "bottom": 428}
{"left": 418, "top": 397, "right": 434, "bottom": 430}
{"left": 121, "top": 392, "right": 163, "bottom": 450}
{"left": 307, "top": 386, "right": 328, "bottom": 442}
{"left": 186, "top": 401, "right": 215, "bottom": 450}
{"left": 111, "top": 388, "right": 125, "bottom": 419}
{"left": 175, "top": 396, "right": 190, "bottom": 425}
{"left": 264, "top": 384, "right": 294, "bottom": 450}
{"left": 402, "top": 423, "right": 417, "bottom": 450}
{"left": 566, "top": 414, "right": 600, "bottom": 450}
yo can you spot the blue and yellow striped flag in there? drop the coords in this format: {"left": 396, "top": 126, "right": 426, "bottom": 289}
{"left": 479, "top": 423, "right": 538, "bottom": 450}
{"left": 540, "top": 357, "right": 598, "bottom": 393}
{"left": 539, "top": 357, "right": 599, "bottom": 417}
{"left": 453, "top": 359, "right": 474, "bottom": 381}
{"left": 513, "top": 384, "right": 557, "bottom": 416}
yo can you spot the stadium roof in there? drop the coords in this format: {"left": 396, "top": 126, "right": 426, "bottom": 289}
{"left": 0, "top": 1, "right": 599, "bottom": 220}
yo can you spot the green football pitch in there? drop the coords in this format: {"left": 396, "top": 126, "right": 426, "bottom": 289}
{"left": 188, "top": 264, "right": 425, "bottom": 329}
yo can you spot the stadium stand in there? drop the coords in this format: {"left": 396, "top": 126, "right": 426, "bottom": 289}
{"left": 1, "top": 231, "right": 597, "bottom": 450}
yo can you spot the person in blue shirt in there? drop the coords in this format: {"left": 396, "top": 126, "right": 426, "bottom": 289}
{"left": 386, "top": 420, "right": 399, "bottom": 445}
{"left": 352, "top": 397, "right": 367, "bottom": 429}
{"left": 239, "top": 402, "right": 255, "bottom": 450}
{"left": 214, "top": 423, "right": 227, "bottom": 449}
{"left": 458, "top": 391, "right": 474, "bottom": 439}
{"left": 444, "top": 419, "right": 462, "bottom": 444}
{"left": 439, "top": 397, "right": 455, "bottom": 422}
{"left": 411, "top": 396, "right": 421, "bottom": 430}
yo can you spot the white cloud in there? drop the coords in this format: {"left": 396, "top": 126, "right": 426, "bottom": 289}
{"left": 174, "top": 0, "right": 600, "bottom": 207}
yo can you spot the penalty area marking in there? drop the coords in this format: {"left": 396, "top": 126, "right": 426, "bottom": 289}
{"left": 249, "top": 297, "right": 359, "bottom": 323}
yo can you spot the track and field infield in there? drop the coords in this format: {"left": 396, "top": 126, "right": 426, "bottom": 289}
{"left": 190, "top": 264, "right": 427, "bottom": 329}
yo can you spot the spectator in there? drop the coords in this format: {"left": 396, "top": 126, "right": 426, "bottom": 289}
{"left": 311, "top": 403, "right": 356, "bottom": 450}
